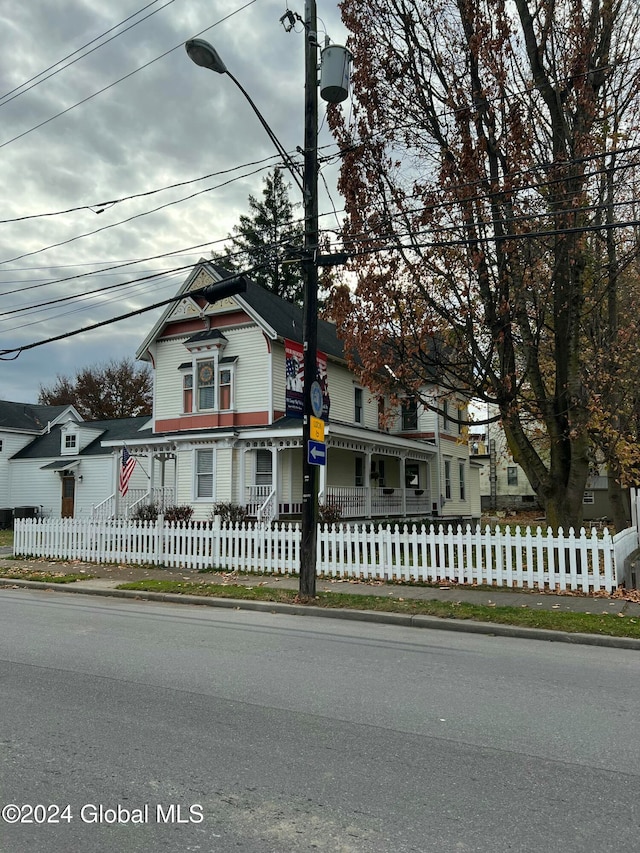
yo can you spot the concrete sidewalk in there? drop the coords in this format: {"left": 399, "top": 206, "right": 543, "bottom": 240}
{"left": 1, "top": 550, "right": 639, "bottom": 649}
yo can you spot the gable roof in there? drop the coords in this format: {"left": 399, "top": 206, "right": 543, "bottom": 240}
{"left": 11, "top": 416, "right": 152, "bottom": 460}
{"left": 136, "top": 260, "right": 346, "bottom": 363}
{"left": 0, "top": 400, "right": 79, "bottom": 433}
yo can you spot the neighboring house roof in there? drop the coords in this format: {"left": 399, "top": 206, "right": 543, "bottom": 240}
{"left": 0, "top": 400, "right": 79, "bottom": 433}
{"left": 11, "top": 416, "right": 152, "bottom": 460}
{"left": 136, "top": 260, "right": 346, "bottom": 364}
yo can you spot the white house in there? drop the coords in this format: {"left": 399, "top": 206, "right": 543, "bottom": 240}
{"left": 0, "top": 400, "right": 81, "bottom": 524}
{"left": 6, "top": 412, "right": 152, "bottom": 520}
{"left": 5, "top": 261, "right": 481, "bottom": 524}
{"left": 118, "top": 260, "right": 479, "bottom": 523}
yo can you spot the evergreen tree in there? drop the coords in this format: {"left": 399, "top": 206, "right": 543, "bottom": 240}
{"left": 213, "top": 169, "right": 305, "bottom": 304}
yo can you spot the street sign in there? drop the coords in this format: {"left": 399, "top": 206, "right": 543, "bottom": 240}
{"left": 307, "top": 440, "right": 326, "bottom": 466}
{"left": 310, "top": 416, "right": 325, "bottom": 442}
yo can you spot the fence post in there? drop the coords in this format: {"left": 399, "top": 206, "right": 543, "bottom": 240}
{"left": 156, "top": 515, "right": 164, "bottom": 566}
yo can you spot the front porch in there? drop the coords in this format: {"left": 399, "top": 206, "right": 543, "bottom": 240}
{"left": 242, "top": 432, "right": 437, "bottom": 523}
{"left": 245, "top": 484, "right": 431, "bottom": 521}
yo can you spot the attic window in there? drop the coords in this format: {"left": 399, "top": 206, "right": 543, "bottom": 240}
{"left": 65, "top": 435, "right": 77, "bottom": 450}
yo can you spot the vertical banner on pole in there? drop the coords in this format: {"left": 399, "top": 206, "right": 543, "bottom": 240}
{"left": 285, "top": 339, "right": 329, "bottom": 418}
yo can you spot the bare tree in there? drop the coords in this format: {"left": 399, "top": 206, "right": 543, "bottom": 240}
{"left": 38, "top": 358, "right": 152, "bottom": 420}
{"left": 329, "top": 0, "right": 640, "bottom": 528}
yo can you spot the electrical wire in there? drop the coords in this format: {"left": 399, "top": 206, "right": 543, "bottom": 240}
{"left": 0, "top": 0, "right": 260, "bottom": 152}
{"left": 0, "top": 262, "right": 266, "bottom": 359}
{"left": 0, "top": 0, "right": 175, "bottom": 109}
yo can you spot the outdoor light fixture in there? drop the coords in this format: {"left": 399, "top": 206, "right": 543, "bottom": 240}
{"left": 185, "top": 38, "right": 303, "bottom": 192}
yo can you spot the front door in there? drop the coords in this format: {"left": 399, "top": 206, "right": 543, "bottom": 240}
{"left": 61, "top": 475, "right": 75, "bottom": 518}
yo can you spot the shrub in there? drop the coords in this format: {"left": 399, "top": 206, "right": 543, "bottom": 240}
{"left": 164, "top": 505, "right": 194, "bottom": 524}
{"left": 209, "top": 502, "right": 249, "bottom": 525}
{"left": 318, "top": 500, "right": 342, "bottom": 526}
{"left": 131, "top": 502, "right": 159, "bottom": 522}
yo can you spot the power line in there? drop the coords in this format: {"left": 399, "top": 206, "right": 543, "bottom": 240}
{"left": 0, "top": 0, "right": 260, "bottom": 152}
{"left": 0, "top": 263, "right": 265, "bottom": 359}
{"left": 0, "top": 0, "right": 175, "bottom": 109}
{"left": 0, "top": 152, "right": 285, "bottom": 225}
{"left": 0, "top": 159, "right": 286, "bottom": 267}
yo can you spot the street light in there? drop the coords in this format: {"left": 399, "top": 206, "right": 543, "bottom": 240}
{"left": 186, "top": 7, "right": 349, "bottom": 599}
{"left": 185, "top": 38, "right": 303, "bottom": 194}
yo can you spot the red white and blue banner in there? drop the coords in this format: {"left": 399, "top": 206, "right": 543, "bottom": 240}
{"left": 285, "top": 339, "right": 330, "bottom": 419}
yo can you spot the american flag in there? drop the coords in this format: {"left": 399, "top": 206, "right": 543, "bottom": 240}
{"left": 286, "top": 354, "right": 303, "bottom": 391}
{"left": 119, "top": 447, "right": 137, "bottom": 496}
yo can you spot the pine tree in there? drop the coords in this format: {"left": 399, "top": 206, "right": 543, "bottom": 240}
{"left": 213, "top": 169, "right": 305, "bottom": 304}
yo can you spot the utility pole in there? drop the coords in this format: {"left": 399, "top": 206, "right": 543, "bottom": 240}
{"left": 299, "top": 0, "right": 319, "bottom": 599}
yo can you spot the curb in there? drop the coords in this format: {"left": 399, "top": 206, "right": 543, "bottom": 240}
{"left": 1, "top": 577, "right": 639, "bottom": 651}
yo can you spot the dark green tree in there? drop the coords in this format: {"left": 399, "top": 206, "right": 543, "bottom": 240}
{"left": 213, "top": 169, "right": 305, "bottom": 304}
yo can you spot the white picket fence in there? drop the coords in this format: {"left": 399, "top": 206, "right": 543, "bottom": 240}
{"left": 13, "top": 517, "right": 639, "bottom": 592}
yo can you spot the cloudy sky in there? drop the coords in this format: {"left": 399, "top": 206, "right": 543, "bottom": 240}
{"left": 0, "top": 0, "right": 350, "bottom": 404}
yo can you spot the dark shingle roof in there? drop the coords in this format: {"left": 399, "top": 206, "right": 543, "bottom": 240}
{"left": 209, "top": 263, "right": 346, "bottom": 362}
{"left": 0, "top": 400, "right": 71, "bottom": 432}
{"left": 11, "top": 416, "right": 151, "bottom": 460}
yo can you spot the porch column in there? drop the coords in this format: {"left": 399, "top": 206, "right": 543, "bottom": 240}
{"left": 400, "top": 454, "right": 407, "bottom": 517}
{"left": 318, "top": 447, "right": 327, "bottom": 503}
{"left": 365, "top": 449, "right": 372, "bottom": 518}
{"left": 148, "top": 449, "right": 156, "bottom": 505}
{"left": 239, "top": 446, "right": 248, "bottom": 506}
{"left": 271, "top": 445, "right": 279, "bottom": 520}
{"left": 113, "top": 450, "right": 120, "bottom": 517}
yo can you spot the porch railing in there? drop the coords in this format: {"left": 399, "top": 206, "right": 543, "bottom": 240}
{"left": 325, "top": 486, "right": 431, "bottom": 519}
{"left": 246, "top": 485, "right": 273, "bottom": 518}
{"left": 92, "top": 487, "right": 175, "bottom": 519}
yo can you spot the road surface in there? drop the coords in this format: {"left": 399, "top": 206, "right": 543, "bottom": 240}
{"left": 0, "top": 588, "right": 638, "bottom": 852}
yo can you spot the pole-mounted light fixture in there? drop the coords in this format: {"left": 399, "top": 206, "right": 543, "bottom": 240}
{"left": 185, "top": 38, "right": 303, "bottom": 193}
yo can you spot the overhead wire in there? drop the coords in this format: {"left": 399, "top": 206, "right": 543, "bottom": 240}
{"left": 0, "top": 0, "right": 261, "bottom": 152}
{"left": 0, "top": 0, "right": 176, "bottom": 109}
{"left": 0, "top": 261, "right": 268, "bottom": 359}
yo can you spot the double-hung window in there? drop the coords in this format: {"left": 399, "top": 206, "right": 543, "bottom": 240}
{"left": 444, "top": 459, "right": 452, "bottom": 500}
{"left": 195, "top": 449, "right": 214, "bottom": 498}
{"left": 459, "top": 461, "right": 466, "bottom": 500}
{"left": 219, "top": 368, "right": 232, "bottom": 411}
{"left": 402, "top": 398, "right": 418, "bottom": 431}
{"left": 354, "top": 387, "right": 364, "bottom": 425}
{"left": 197, "top": 361, "right": 215, "bottom": 410}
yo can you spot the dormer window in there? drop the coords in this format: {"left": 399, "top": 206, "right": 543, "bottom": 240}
{"left": 65, "top": 435, "right": 77, "bottom": 450}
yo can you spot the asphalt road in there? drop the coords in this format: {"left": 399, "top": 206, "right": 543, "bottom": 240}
{"left": 0, "top": 588, "right": 638, "bottom": 853}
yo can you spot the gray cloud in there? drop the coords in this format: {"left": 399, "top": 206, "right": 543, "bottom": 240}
{"left": 0, "top": 0, "right": 348, "bottom": 402}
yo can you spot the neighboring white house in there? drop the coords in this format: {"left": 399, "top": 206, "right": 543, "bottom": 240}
{"left": 469, "top": 405, "right": 630, "bottom": 523}
{"left": 5, "top": 261, "right": 481, "bottom": 524}
{"left": 0, "top": 400, "right": 82, "bottom": 524}
{"left": 6, "top": 412, "right": 153, "bottom": 520}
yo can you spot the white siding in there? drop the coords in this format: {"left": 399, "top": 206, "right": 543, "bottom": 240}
{"left": 0, "top": 433, "right": 36, "bottom": 507}
{"left": 154, "top": 338, "right": 193, "bottom": 420}
{"left": 154, "top": 326, "right": 271, "bottom": 421}
{"left": 231, "top": 327, "right": 271, "bottom": 414}
{"left": 272, "top": 343, "right": 286, "bottom": 412}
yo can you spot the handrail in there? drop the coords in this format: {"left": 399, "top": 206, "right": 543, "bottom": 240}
{"left": 257, "top": 488, "right": 276, "bottom": 524}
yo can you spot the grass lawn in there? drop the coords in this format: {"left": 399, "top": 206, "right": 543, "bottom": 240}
{"left": 117, "top": 579, "right": 640, "bottom": 640}
{"left": 0, "top": 529, "right": 13, "bottom": 548}
{"left": 0, "top": 566, "right": 92, "bottom": 583}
